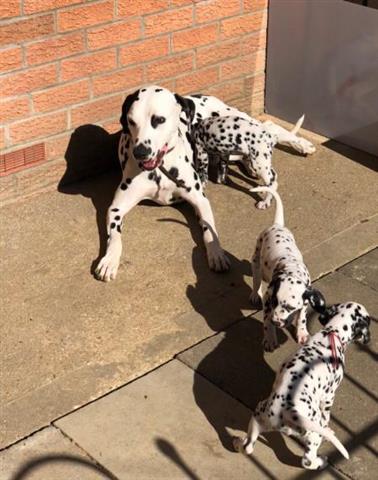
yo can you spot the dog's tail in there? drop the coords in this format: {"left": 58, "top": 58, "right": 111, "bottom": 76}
{"left": 291, "top": 114, "right": 305, "bottom": 136}
{"left": 284, "top": 411, "right": 349, "bottom": 460}
{"left": 250, "top": 187, "right": 284, "bottom": 227}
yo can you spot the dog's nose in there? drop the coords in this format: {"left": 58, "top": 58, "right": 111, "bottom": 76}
{"left": 133, "top": 143, "right": 152, "bottom": 160}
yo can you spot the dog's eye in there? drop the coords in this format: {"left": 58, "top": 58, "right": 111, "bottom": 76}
{"left": 128, "top": 117, "right": 136, "bottom": 127}
{"left": 151, "top": 115, "right": 166, "bottom": 128}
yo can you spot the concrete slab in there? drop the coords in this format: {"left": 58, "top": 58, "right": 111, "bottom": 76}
{"left": 55, "top": 360, "right": 344, "bottom": 479}
{"left": 337, "top": 248, "right": 378, "bottom": 292}
{"left": 1, "top": 140, "right": 377, "bottom": 447}
{"left": 179, "top": 272, "right": 378, "bottom": 479}
{"left": 0, "top": 427, "right": 111, "bottom": 480}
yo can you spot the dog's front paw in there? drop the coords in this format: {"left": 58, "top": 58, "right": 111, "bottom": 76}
{"left": 233, "top": 436, "right": 253, "bottom": 455}
{"left": 302, "top": 455, "right": 328, "bottom": 470}
{"left": 206, "top": 245, "right": 230, "bottom": 272}
{"left": 295, "top": 138, "right": 316, "bottom": 155}
{"left": 95, "top": 253, "right": 121, "bottom": 282}
{"left": 297, "top": 329, "right": 310, "bottom": 345}
{"left": 255, "top": 199, "right": 271, "bottom": 210}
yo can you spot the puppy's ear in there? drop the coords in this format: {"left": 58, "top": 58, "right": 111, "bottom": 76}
{"left": 303, "top": 287, "right": 326, "bottom": 314}
{"left": 120, "top": 89, "right": 140, "bottom": 133}
{"left": 174, "top": 94, "right": 195, "bottom": 124}
{"left": 268, "top": 275, "right": 281, "bottom": 309}
{"left": 318, "top": 303, "right": 339, "bottom": 326}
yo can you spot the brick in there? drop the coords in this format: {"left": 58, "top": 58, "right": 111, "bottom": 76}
{"left": 71, "top": 94, "right": 123, "bottom": 126}
{"left": 243, "top": 0, "right": 268, "bottom": 12}
{"left": 144, "top": 6, "right": 193, "bottom": 37}
{"left": 24, "top": 0, "right": 83, "bottom": 15}
{"left": 195, "top": 0, "right": 241, "bottom": 23}
{"left": 0, "top": 128, "right": 5, "bottom": 150}
{"left": 244, "top": 72, "right": 265, "bottom": 96}
{"left": 0, "top": 97, "right": 30, "bottom": 123}
{"left": 45, "top": 133, "right": 71, "bottom": 161}
{"left": 87, "top": 19, "right": 142, "bottom": 50}
{"left": 61, "top": 48, "right": 117, "bottom": 81}
{"left": 57, "top": 0, "right": 114, "bottom": 32}
{"left": 220, "top": 50, "right": 266, "bottom": 80}
{"left": 92, "top": 66, "right": 144, "bottom": 96}
{"left": 221, "top": 11, "right": 267, "bottom": 39}
{"left": 176, "top": 66, "right": 219, "bottom": 95}
{"left": 118, "top": 0, "right": 169, "bottom": 16}
{"left": 9, "top": 111, "right": 67, "bottom": 145}
{"left": 0, "top": 1, "right": 21, "bottom": 19}
{"left": 120, "top": 36, "right": 169, "bottom": 66}
{"left": 207, "top": 78, "right": 245, "bottom": 102}
{"left": 26, "top": 32, "right": 84, "bottom": 66}
{"left": 173, "top": 23, "right": 218, "bottom": 52}
{"left": 0, "top": 64, "right": 57, "bottom": 97}
{"left": 250, "top": 91, "right": 264, "bottom": 115}
{"left": 0, "top": 14, "right": 54, "bottom": 47}
{"left": 146, "top": 52, "right": 193, "bottom": 81}
{"left": 33, "top": 79, "right": 90, "bottom": 113}
{"left": 197, "top": 37, "right": 241, "bottom": 68}
{"left": 241, "top": 31, "right": 266, "bottom": 55}
{"left": 0, "top": 46, "right": 22, "bottom": 73}
{"left": 0, "top": 143, "right": 46, "bottom": 175}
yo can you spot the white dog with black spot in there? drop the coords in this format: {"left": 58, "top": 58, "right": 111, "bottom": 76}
{"left": 250, "top": 186, "right": 326, "bottom": 351}
{"left": 234, "top": 301, "right": 372, "bottom": 470}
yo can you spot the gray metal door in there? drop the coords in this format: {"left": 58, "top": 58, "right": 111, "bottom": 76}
{"left": 266, "top": 0, "right": 378, "bottom": 157}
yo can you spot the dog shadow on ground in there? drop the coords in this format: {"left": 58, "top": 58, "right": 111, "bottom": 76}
{"left": 58, "top": 124, "right": 122, "bottom": 274}
{"left": 167, "top": 203, "right": 301, "bottom": 471}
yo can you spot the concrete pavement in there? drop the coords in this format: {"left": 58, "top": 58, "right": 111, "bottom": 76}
{"left": 0, "top": 132, "right": 377, "bottom": 478}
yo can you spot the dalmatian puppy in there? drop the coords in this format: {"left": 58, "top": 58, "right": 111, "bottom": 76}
{"left": 95, "top": 86, "right": 231, "bottom": 281}
{"left": 249, "top": 186, "right": 326, "bottom": 351}
{"left": 193, "top": 115, "right": 308, "bottom": 205}
{"left": 234, "top": 302, "right": 373, "bottom": 470}
{"left": 193, "top": 115, "right": 292, "bottom": 209}
{"left": 187, "top": 94, "right": 316, "bottom": 159}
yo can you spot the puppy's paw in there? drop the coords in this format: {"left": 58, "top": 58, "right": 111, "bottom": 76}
{"left": 294, "top": 138, "right": 316, "bottom": 155}
{"left": 297, "top": 330, "right": 310, "bottom": 345}
{"left": 207, "top": 245, "right": 230, "bottom": 272}
{"left": 256, "top": 200, "right": 270, "bottom": 210}
{"left": 302, "top": 455, "right": 328, "bottom": 470}
{"left": 95, "top": 253, "right": 120, "bottom": 282}
{"left": 233, "top": 437, "right": 253, "bottom": 455}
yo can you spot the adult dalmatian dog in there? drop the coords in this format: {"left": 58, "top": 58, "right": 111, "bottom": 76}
{"left": 95, "top": 85, "right": 316, "bottom": 282}
{"left": 193, "top": 114, "right": 309, "bottom": 209}
{"left": 233, "top": 302, "right": 372, "bottom": 470}
{"left": 249, "top": 186, "right": 326, "bottom": 351}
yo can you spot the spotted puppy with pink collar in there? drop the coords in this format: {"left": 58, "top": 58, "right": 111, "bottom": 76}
{"left": 234, "top": 302, "right": 372, "bottom": 470}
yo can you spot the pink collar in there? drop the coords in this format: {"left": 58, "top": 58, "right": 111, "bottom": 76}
{"left": 328, "top": 332, "right": 344, "bottom": 370}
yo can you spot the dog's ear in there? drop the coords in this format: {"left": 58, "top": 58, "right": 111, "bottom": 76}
{"left": 303, "top": 287, "right": 326, "bottom": 314}
{"left": 120, "top": 89, "right": 140, "bottom": 133}
{"left": 174, "top": 94, "right": 195, "bottom": 124}
{"left": 318, "top": 303, "right": 339, "bottom": 326}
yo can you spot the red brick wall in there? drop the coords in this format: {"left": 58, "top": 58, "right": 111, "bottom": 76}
{"left": 0, "top": 0, "right": 267, "bottom": 201}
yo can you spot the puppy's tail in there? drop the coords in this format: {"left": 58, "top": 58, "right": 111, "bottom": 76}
{"left": 291, "top": 114, "right": 305, "bottom": 136}
{"left": 250, "top": 187, "right": 284, "bottom": 227}
{"left": 284, "top": 411, "right": 349, "bottom": 460}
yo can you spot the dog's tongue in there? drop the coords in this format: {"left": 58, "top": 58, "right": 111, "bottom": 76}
{"left": 142, "top": 146, "right": 166, "bottom": 170}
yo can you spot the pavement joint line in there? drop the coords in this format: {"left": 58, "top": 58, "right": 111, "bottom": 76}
{"left": 52, "top": 424, "right": 120, "bottom": 480}
{"left": 328, "top": 462, "right": 356, "bottom": 480}
{"left": 1, "top": 251, "right": 375, "bottom": 456}
{"left": 337, "top": 269, "right": 378, "bottom": 294}
{"left": 302, "top": 213, "right": 378, "bottom": 256}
